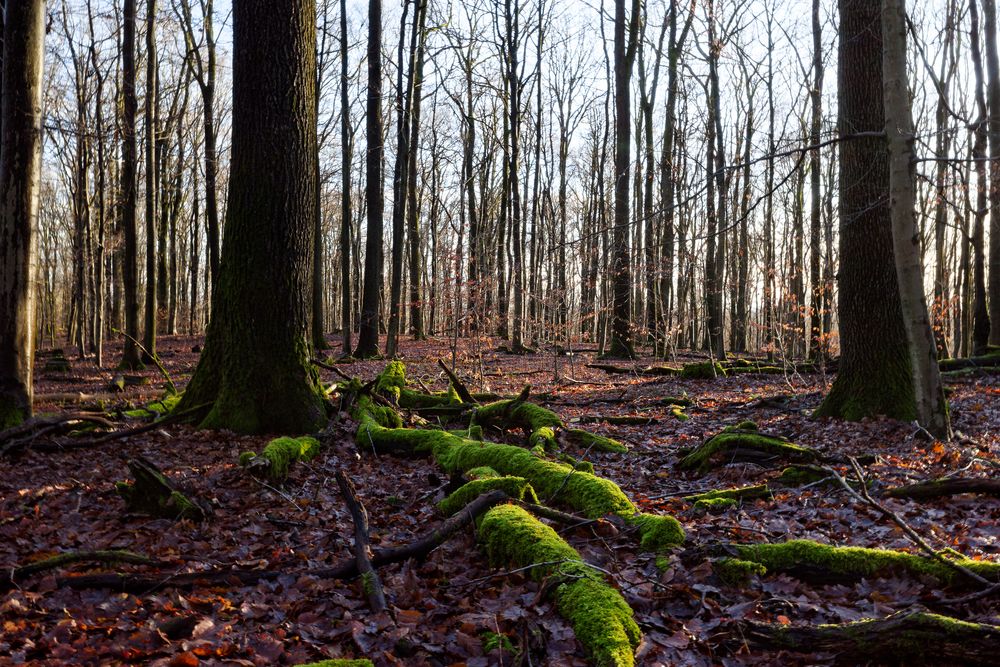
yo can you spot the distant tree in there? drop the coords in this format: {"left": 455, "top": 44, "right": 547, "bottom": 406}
{"left": 119, "top": 0, "right": 143, "bottom": 370}
{"left": 0, "top": 0, "right": 46, "bottom": 428}
{"left": 176, "top": 0, "right": 325, "bottom": 433}
{"left": 355, "top": 0, "right": 384, "bottom": 359}
{"left": 816, "top": 0, "right": 916, "bottom": 422}
{"left": 607, "top": 0, "right": 640, "bottom": 358}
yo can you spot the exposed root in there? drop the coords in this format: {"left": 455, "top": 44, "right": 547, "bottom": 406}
{"left": 240, "top": 436, "right": 321, "bottom": 481}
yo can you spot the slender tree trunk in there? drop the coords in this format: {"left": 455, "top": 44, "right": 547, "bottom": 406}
{"left": 970, "top": 0, "right": 992, "bottom": 354}
{"left": 339, "top": 0, "right": 353, "bottom": 355}
{"left": 882, "top": 0, "right": 951, "bottom": 438}
{"left": 355, "top": 0, "right": 385, "bottom": 358}
{"left": 142, "top": 0, "right": 158, "bottom": 361}
{"left": 119, "top": 0, "right": 143, "bottom": 369}
{"left": 983, "top": 0, "right": 1000, "bottom": 345}
{"left": 0, "top": 0, "right": 44, "bottom": 428}
{"left": 406, "top": 0, "right": 428, "bottom": 339}
{"left": 809, "top": 0, "right": 825, "bottom": 359}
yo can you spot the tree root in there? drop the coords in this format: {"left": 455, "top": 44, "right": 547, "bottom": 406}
{"left": 478, "top": 504, "right": 641, "bottom": 667}
{"left": 727, "top": 607, "right": 1000, "bottom": 665}
{"left": 720, "top": 539, "right": 1000, "bottom": 587}
{"left": 885, "top": 477, "right": 1000, "bottom": 500}
{"left": 240, "top": 436, "right": 320, "bottom": 481}
{"left": 4, "top": 550, "right": 159, "bottom": 589}
{"left": 685, "top": 484, "right": 771, "bottom": 511}
{"left": 0, "top": 413, "right": 117, "bottom": 456}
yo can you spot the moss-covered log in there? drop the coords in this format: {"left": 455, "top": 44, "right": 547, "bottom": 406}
{"left": 115, "top": 457, "right": 207, "bottom": 521}
{"left": 348, "top": 366, "right": 683, "bottom": 552}
{"left": 679, "top": 424, "right": 818, "bottom": 473}
{"left": 685, "top": 484, "right": 771, "bottom": 511}
{"left": 729, "top": 539, "right": 1000, "bottom": 587}
{"left": 437, "top": 477, "right": 539, "bottom": 515}
{"left": 473, "top": 396, "right": 563, "bottom": 451}
{"left": 563, "top": 428, "right": 628, "bottom": 453}
{"left": 885, "top": 477, "right": 1000, "bottom": 500}
{"left": 293, "top": 659, "right": 374, "bottom": 667}
{"left": 731, "top": 609, "right": 1000, "bottom": 666}
{"left": 239, "top": 436, "right": 320, "bottom": 481}
{"left": 478, "top": 504, "right": 641, "bottom": 667}
{"left": 680, "top": 361, "right": 726, "bottom": 379}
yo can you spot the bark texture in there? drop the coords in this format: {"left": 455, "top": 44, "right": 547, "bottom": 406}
{"left": 176, "top": 0, "right": 325, "bottom": 434}
{"left": 816, "top": 0, "right": 916, "bottom": 422}
{"left": 0, "top": 0, "right": 45, "bottom": 428}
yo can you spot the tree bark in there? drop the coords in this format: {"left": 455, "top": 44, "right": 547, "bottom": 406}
{"left": 0, "top": 0, "right": 45, "bottom": 428}
{"left": 816, "top": 0, "right": 916, "bottom": 422}
{"left": 881, "top": 0, "right": 951, "bottom": 439}
{"left": 175, "top": 0, "right": 325, "bottom": 434}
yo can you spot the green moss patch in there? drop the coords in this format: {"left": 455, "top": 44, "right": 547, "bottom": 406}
{"left": 438, "top": 477, "right": 539, "bottom": 515}
{"left": 680, "top": 361, "right": 726, "bottom": 379}
{"left": 564, "top": 428, "right": 628, "bottom": 453}
{"left": 241, "top": 436, "right": 320, "bottom": 481}
{"left": 679, "top": 431, "right": 818, "bottom": 473}
{"left": 733, "top": 539, "right": 1000, "bottom": 586}
{"left": 684, "top": 484, "right": 771, "bottom": 504}
{"left": 478, "top": 504, "right": 641, "bottom": 667}
{"left": 714, "top": 557, "right": 768, "bottom": 585}
{"left": 292, "top": 660, "right": 374, "bottom": 667}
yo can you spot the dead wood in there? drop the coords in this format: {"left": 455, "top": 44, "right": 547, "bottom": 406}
{"left": 336, "top": 470, "right": 387, "bottom": 613}
{"left": 727, "top": 607, "right": 1000, "bottom": 665}
{"left": 437, "top": 358, "right": 478, "bottom": 403}
{"left": 885, "top": 477, "right": 1000, "bottom": 500}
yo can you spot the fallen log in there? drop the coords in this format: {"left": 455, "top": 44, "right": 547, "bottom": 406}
{"left": 728, "top": 608, "right": 1000, "bottom": 666}
{"left": 679, "top": 423, "right": 819, "bottom": 473}
{"left": 886, "top": 477, "right": 1000, "bottom": 500}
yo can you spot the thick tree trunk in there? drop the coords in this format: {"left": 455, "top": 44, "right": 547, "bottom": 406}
{"left": 607, "top": 0, "right": 640, "bottom": 358}
{"left": 176, "top": 0, "right": 325, "bottom": 434}
{"left": 0, "top": 0, "right": 45, "bottom": 428}
{"left": 816, "top": 0, "right": 916, "bottom": 422}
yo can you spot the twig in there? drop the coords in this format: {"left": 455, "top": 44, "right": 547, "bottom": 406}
{"left": 822, "top": 458, "right": 991, "bottom": 588}
{"left": 437, "top": 358, "right": 478, "bottom": 404}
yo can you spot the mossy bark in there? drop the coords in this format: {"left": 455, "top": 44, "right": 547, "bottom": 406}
{"left": 116, "top": 457, "right": 206, "bottom": 521}
{"left": 679, "top": 432, "right": 818, "bottom": 472}
{"left": 174, "top": 0, "right": 326, "bottom": 434}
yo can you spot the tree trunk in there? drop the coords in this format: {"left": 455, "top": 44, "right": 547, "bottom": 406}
{"left": 142, "top": 0, "right": 158, "bottom": 362}
{"left": 816, "top": 0, "right": 916, "bottom": 422}
{"left": 607, "top": 0, "right": 640, "bottom": 358}
{"left": 0, "top": 0, "right": 44, "bottom": 428}
{"left": 119, "top": 0, "right": 143, "bottom": 370}
{"left": 983, "top": 0, "right": 1000, "bottom": 345}
{"left": 808, "top": 0, "right": 824, "bottom": 360}
{"left": 176, "top": 0, "right": 325, "bottom": 434}
{"left": 339, "top": 0, "right": 353, "bottom": 355}
{"left": 355, "top": 0, "right": 385, "bottom": 358}
{"left": 881, "top": 0, "right": 951, "bottom": 439}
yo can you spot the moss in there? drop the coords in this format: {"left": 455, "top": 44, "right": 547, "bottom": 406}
{"left": 680, "top": 361, "right": 727, "bottom": 379}
{"left": 630, "top": 513, "right": 686, "bottom": 551}
{"left": 679, "top": 432, "right": 818, "bottom": 472}
{"left": 814, "top": 350, "right": 916, "bottom": 422}
{"left": 557, "top": 453, "right": 595, "bottom": 474}
{"left": 693, "top": 497, "right": 737, "bottom": 512}
{"left": 473, "top": 399, "right": 563, "bottom": 435}
{"left": 529, "top": 426, "right": 558, "bottom": 451}
{"left": 122, "top": 392, "right": 183, "bottom": 419}
{"left": 684, "top": 484, "right": 771, "bottom": 503}
{"left": 292, "top": 660, "right": 374, "bottom": 667}
{"left": 733, "top": 539, "right": 1000, "bottom": 586}
{"left": 724, "top": 420, "right": 758, "bottom": 432}
{"left": 0, "top": 396, "right": 28, "bottom": 430}
{"left": 714, "top": 557, "right": 767, "bottom": 585}
{"left": 481, "top": 630, "right": 516, "bottom": 654}
{"left": 466, "top": 466, "right": 500, "bottom": 479}
{"left": 438, "top": 477, "right": 539, "bottom": 515}
{"left": 565, "top": 428, "right": 628, "bottom": 453}
{"left": 670, "top": 406, "right": 690, "bottom": 421}
{"left": 254, "top": 436, "right": 320, "bottom": 481}
{"left": 375, "top": 360, "right": 407, "bottom": 400}
{"left": 777, "top": 464, "right": 831, "bottom": 486}
{"left": 238, "top": 451, "right": 256, "bottom": 466}
{"left": 478, "top": 504, "right": 641, "bottom": 667}
{"left": 116, "top": 481, "right": 203, "bottom": 521}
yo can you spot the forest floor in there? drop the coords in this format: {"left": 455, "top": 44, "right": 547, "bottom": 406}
{"left": 1, "top": 334, "right": 999, "bottom": 666}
